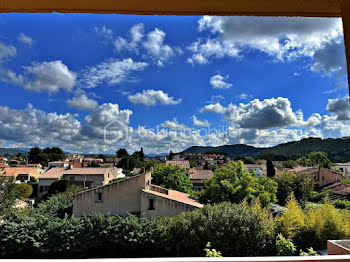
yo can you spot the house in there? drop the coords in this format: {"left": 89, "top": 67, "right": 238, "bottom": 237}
{"left": 38, "top": 168, "right": 65, "bottom": 198}
{"left": 245, "top": 164, "right": 262, "bottom": 176}
{"left": 27, "top": 163, "right": 43, "bottom": 168}
{"left": 83, "top": 158, "right": 104, "bottom": 163}
{"left": 333, "top": 163, "right": 350, "bottom": 180}
{"left": 0, "top": 167, "right": 42, "bottom": 182}
{"left": 172, "top": 154, "right": 225, "bottom": 166}
{"left": 62, "top": 167, "right": 122, "bottom": 188}
{"left": 323, "top": 183, "right": 350, "bottom": 201}
{"left": 73, "top": 172, "right": 203, "bottom": 218}
{"left": 165, "top": 160, "right": 190, "bottom": 169}
{"left": 106, "top": 157, "right": 122, "bottom": 166}
{"left": 289, "top": 167, "right": 343, "bottom": 187}
{"left": 0, "top": 157, "right": 9, "bottom": 165}
{"left": 189, "top": 169, "right": 213, "bottom": 191}
{"left": 48, "top": 161, "right": 70, "bottom": 168}
{"left": 66, "top": 153, "right": 84, "bottom": 162}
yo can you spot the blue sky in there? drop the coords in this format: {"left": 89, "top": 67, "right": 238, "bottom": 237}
{"left": 0, "top": 14, "right": 349, "bottom": 154}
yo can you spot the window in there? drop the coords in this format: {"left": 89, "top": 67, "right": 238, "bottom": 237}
{"left": 96, "top": 192, "right": 103, "bottom": 203}
{"left": 70, "top": 176, "right": 75, "bottom": 181}
{"left": 148, "top": 199, "right": 155, "bottom": 210}
{"left": 39, "top": 186, "right": 44, "bottom": 193}
{"left": 322, "top": 176, "right": 325, "bottom": 181}
{"left": 44, "top": 186, "right": 50, "bottom": 192}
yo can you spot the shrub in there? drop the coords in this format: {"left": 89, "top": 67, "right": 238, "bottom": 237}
{"left": 204, "top": 242, "right": 222, "bottom": 257}
{"left": 275, "top": 234, "right": 296, "bottom": 256}
{"left": 309, "top": 190, "right": 333, "bottom": 203}
{"left": 332, "top": 199, "right": 350, "bottom": 209}
{"left": 159, "top": 201, "right": 276, "bottom": 257}
{"left": 15, "top": 183, "right": 33, "bottom": 200}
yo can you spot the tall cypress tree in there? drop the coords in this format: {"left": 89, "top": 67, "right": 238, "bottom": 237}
{"left": 266, "top": 159, "right": 275, "bottom": 177}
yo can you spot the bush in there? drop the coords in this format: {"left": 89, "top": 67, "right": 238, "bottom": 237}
{"left": 309, "top": 190, "right": 333, "bottom": 203}
{"left": 15, "top": 183, "right": 33, "bottom": 200}
{"left": 159, "top": 201, "right": 276, "bottom": 257}
{"left": 332, "top": 199, "right": 350, "bottom": 209}
{"left": 276, "top": 234, "right": 296, "bottom": 256}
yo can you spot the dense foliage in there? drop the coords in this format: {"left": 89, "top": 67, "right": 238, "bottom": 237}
{"left": 28, "top": 146, "right": 65, "bottom": 166}
{"left": 274, "top": 172, "right": 314, "bottom": 205}
{"left": 0, "top": 178, "right": 19, "bottom": 216}
{"left": 151, "top": 164, "right": 193, "bottom": 193}
{"left": 197, "top": 161, "right": 277, "bottom": 207}
{"left": 15, "top": 183, "right": 33, "bottom": 200}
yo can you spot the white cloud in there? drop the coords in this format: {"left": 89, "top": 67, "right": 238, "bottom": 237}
{"left": 128, "top": 89, "right": 182, "bottom": 106}
{"left": 0, "top": 41, "right": 16, "bottom": 62}
{"left": 192, "top": 115, "right": 210, "bottom": 127}
{"left": 94, "top": 26, "right": 113, "bottom": 41}
{"left": 189, "top": 16, "right": 344, "bottom": 76}
{"left": 187, "top": 38, "right": 239, "bottom": 65}
{"left": 200, "top": 103, "right": 226, "bottom": 114}
{"left": 17, "top": 33, "right": 33, "bottom": 45}
{"left": 78, "top": 58, "right": 148, "bottom": 88}
{"left": 237, "top": 93, "right": 248, "bottom": 100}
{"left": 210, "top": 74, "right": 232, "bottom": 89}
{"left": 114, "top": 23, "right": 144, "bottom": 53}
{"left": 161, "top": 118, "right": 188, "bottom": 130}
{"left": 22, "top": 61, "right": 76, "bottom": 93}
{"left": 67, "top": 93, "right": 98, "bottom": 111}
{"left": 143, "top": 28, "right": 174, "bottom": 63}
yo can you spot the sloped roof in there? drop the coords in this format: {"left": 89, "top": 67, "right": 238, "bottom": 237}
{"left": 63, "top": 168, "right": 109, "bottom": 175}
{"left": 40, "top": 168, "right": 65, "bottom": 179}
{"left": 1, "top": 167, "right": 41, "bottom": 178}
{"left": 190, "top": 169, "right": 213, "bottom": 180}
{"left": 143, "top": 186, "right": 203, "bottom": 208}
{"left": 166, "top": 160, "right": 190, "bottom": 169}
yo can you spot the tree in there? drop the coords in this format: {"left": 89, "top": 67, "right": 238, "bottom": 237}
{"left": 169, "top": 150, "right": 175, "bottom": 160}
{"left": 132, "top": 148, "right": 144, "bottom": 162}
{"left": 190, "top": 161, "right": 197, "bottom": 168}
{"left": 116, "top": 148, "right": 129, "bottom": 158}
{"left": 266, "top": 159, "right": 275, "bottom": 177}
{"left": 197, "top": 161, "right": 277, "bottom": 207}
{"left": 0, "top": 178, "right": 19, "bottom": 216}
{"left": 98, "top": 154, "right": 106, "bottom": 162}
{"left": 283, "top": 160, "right": 296, "bottom": 169}
{"left": 308, "top": 151, "right": 331, "bottom": 168}
{"left": 151, "top": 164, "right": 193, "bottom": 193}
{"left": 274, "top": 172, "right": 314, "bottom": 205}
{"left": 15, "top": 183, "right": 33, "bottom": 200}
{"left": 45, "top": 179, "right": 70, "bottom": 199}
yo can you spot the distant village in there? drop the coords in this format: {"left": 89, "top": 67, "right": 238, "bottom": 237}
{"left": 0, "top": 146, "right": 349, "bottom": 218}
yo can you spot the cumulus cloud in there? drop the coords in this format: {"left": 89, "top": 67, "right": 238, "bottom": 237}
{"left": 161, "top": 118, "right": 188, "bottom": 130}
{"left": 17, "top": 33, "right": 33, "bottom": 45}
{"left": 210, "top": 74, "right": 232, "bottom": 89}
{"left": 187, "top": 38, "right": 239, "bottom": 64}
{"left": 114, "top": 23, "right": 144, "bottom": 52}
{"left": 143, "top": 28, "right": 174, "bottom": 64}
{"left": 67, "top": 93, "right": 98, "bottom": 111}
{"left": 192, "top": 115, "right": 210, "bottom": 127}
{"left": 0, "top": 41, "right": 16, "bottom": 62}
{"left": 2, "top": 61, "right": 77, "bottom": 93}
{"left": 201, "top": 97, "right": 320, "bottom": 129}
{"left": 78, "top": 58, "right": 148, "bottom": 88}
{"left": 128, "top": 89, "right": 182, "bottom": 106}
{"left": 326, "top": 97, "right": 350, "bottom": 120}
{"left": 188, "top": 16, "right": 345, "bottom": 78}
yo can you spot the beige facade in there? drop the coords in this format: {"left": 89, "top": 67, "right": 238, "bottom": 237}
{"left": 73, "top": 172, "right": 202, "bottom": 218}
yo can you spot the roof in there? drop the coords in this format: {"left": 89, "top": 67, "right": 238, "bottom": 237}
{"left": 245, "top": 164, "right": 260, "bottom": 168}
{"left": 190, "top": 169, "right": 213, "bottom": 180}
{"left": 324, "top": 183, "right": 350, "bottom": 196}
{"left": 83, "top": 158, "right": 103, "bottom": 162}
{"left": 0, "top": 163, "right": 8, "bottom": 168}
{"left": 49, "top": 161, "right": 67, "bottom": 164}
{"left": 0, "top": 167, "right": 41, "bottom": 178}
{"left": 62, "top": 168, "right": 110, "bottom": 175}
{"left": 39, "top": 168, "right": 65, "bottom": 179}
{"left": 288, "top": 166, "right": 318, "bottom": 173}
{"left": 0, "top": 0, "right": 343, "bottom": 17}
{"left": 143, "top": 185, "right": 203, "bottom": 208}
{"left": 166, "top": 160, "right": 190, "bottom": 169}
{"left": 0, "top": 157, "right": 8, "bottom": 161}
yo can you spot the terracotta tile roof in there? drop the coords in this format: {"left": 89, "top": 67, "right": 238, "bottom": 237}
{"left": 245, "top": 164, "right": 261, "bottom": 168}
{"left": 0, "top": 163, "right": 8, "bottom": 168}
{"left": 190, "top": 169, "right": 213, "bottom": 180}
{"left": 288, "top": 166, "right": 318, "bottom": 173}
{"left": 1, "top": 167, "right": 41, "bottom": 178}
{"left": 143, "top": 185, "right": 203, "bottom": 208}
{"left": 83, "top": 158, "right": 103, "bottom": 162}
{"left": 62, "top": 168, "right": 110, "bottom": 175}
{"left": 40, "top": 168, "right": 65, "bottom": 179}
{"left": 324, "top": 183, "right": 350, "bottom": 196}
{"left": 166, "top": 160, "right": 190, "bottom": 169}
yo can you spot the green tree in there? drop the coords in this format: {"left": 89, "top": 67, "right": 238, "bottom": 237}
{"left": 44, "top": 179, "right": 70, "bottom": 199}
{"left": 190, "top": 161, "right": 197, "bottom": 168}
{"left": 283, "top": 160, "right": 296, "bottom": 169}
{"left": 0, "top": 178, "right": 19, "bottom": 216}
{"left": 98, "top": 154, "right": 106, "bottom": 162}
{"left": 308, "top": 151, "right": 331, "bottom": 168}
{"left": 151, "top": 164, "right": 193, "bottom": 193}
{"left": 15, "top": 184, "right": 33, "bottom": 200}
{"left": 116, "top": 148, "right": 129, "bottom": 158}
{"left": 274, "top": 172, "right": 314, "bottom": 205}
{"left": 266, "top": 159, "right": 275, "bottom": 177}
{"left": 197, "top": 161, "right": 277, "bottom": 207}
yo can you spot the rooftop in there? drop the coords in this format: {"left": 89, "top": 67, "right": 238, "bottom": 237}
{"left": 166, "top": 160, "right": 190, "bottom": 169}
{"left": 189, "top": 169, "right": 213, "bottom": 180}
{"left": 39, "top": 168, "right": 65, "bottom": 179}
